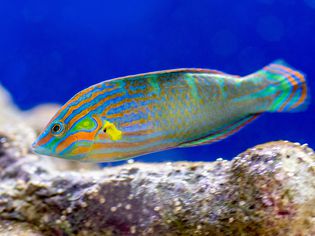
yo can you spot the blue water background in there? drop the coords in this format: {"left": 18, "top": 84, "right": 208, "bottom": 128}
{"left": 0, "top": 0, "right": 314, "bottom": 163}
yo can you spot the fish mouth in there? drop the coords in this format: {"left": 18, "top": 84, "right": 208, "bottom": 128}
{"left": 32, "top": 142, "right": 52, "bottom": 156}
{"left": 32, "top": 137, "right": 92, "bottom": 160}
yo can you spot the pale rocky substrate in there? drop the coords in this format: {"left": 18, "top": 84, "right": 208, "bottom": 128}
{"left": 0, "top": 84, "right": 315, "bottom": 235}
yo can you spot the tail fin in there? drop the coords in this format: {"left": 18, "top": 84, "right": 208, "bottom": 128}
{"left": 258, "top": 60, "right": 309, "bottom": 112}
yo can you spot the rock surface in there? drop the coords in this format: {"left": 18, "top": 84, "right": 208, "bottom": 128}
{"left": 0, "top": 84, "right": 315, "bottom": 235}
{"left": 0, "top": 220, "right": 44, "bottom": 236}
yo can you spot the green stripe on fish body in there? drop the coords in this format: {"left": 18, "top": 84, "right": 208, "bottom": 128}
{"left": 178, "top": 60, "right": 309, "bottom": 148}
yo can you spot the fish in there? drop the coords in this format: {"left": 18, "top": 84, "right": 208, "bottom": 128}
{"left": 32, "top": 60, "right": 309, "bottom": 162}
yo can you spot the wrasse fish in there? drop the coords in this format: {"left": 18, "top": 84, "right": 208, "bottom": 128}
{"left": 32, "top": 61, "right": 309, "bottom": 162}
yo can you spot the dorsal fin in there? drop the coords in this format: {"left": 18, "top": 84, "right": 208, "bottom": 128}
{"left": 158, "top": 68, "right": 231, "bottom": 75}
{"left": 109, "top": 68, "right": 240, "bottom": 82}
{"left": 178, "top": 114, "right": 260, "bottom": 148}
{"left": 144, "top": 68, "right": 241, "bottom": 77}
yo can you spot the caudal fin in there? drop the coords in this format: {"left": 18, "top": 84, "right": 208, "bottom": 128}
{"left": 259, "top": 60, "right": 309, "bottom": 112}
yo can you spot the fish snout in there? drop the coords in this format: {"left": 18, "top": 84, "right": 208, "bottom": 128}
{"left": 32, "top": 141, "right": 52, "bottom": 156}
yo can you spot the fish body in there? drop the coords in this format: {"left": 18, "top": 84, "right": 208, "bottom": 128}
{"left": 32, "top": 61, "right": 309, "bottom": 162}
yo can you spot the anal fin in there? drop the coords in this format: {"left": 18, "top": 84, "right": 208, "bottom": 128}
{"left": 179, "top": 114, "right": 260, "bottom": 148}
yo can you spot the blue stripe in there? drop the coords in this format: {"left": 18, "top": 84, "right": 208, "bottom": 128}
{"left": 270, "top": 64, "right": 300, "bottom": 82}
{"left": 58, "top": 83, "right": 112, "bottom": 120}
{"left": 268, "top": 66, "right": 297, "bottom": 110}
{"left": 283, "top": 86, "right": 302, "bottom": 111}
{"left": 91, "top": 136, "right": 177, "bottom": 155}
{"left": 95, "top": 130, "right": 164, "bottom": 143}
{"left": 64, "top": 89, "right": 123, "bottom": 124}
{"left": 59, "top": 140, "right": 92, "bottom": 156}
{"left": 53, "top": 120, "right": 99, "bottom": 153}
{"left": 128, "top": 83, "right": 147, "bottom": 92}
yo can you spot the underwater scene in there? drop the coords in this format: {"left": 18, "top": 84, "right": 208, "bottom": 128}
{"left": 0, "top": 0, "right": 315, "bottom": 235}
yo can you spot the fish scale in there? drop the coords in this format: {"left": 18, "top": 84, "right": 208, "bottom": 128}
{"left": 32, "top": 61, "right": 309, "bottom": 162}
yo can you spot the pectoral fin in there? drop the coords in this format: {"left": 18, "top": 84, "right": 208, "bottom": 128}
{"left": 103, "top": 121, "right": 122, "bottom": 141}
{"left": 178, "top": 114, "right": 260, "bottom": 148}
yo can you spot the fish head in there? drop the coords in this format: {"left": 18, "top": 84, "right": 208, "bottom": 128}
{"left": 32, "top": 112, "right": 103, "bottom": 161}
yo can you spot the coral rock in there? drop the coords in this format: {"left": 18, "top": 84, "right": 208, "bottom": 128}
{"left": 0, "top": 220, "right": 44, "bottom": 236}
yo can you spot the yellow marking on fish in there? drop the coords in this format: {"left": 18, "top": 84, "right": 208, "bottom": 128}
{"left": 104, "top": 121, "right": 122, "bottom": 141}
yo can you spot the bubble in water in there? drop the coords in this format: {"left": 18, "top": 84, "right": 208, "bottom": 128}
{"left": 211, "top": 30, "right": 238, "bottom": 57}
{"left": 256, "top": 15, "right": 284, "bottom": 42}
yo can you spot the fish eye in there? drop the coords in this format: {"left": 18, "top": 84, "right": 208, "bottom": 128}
{"left": 51, "top": 122, "right": 65, "bottom": 136}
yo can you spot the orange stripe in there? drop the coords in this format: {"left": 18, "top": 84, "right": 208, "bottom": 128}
{"left": 66, "top": 92, "right": 125, "bottom": 129}
{"left": 271, "top": 64, "right": 307, "bottom": 110}
{"left": 223, "top": 115, "right": 258, "bottom": 137}
{"left": 91, "top": 134, "right": 165, "bottom": 150}
{"left": 56, "top": 131, "right": 96, "bottom": 153}
{"left": 293, "top": 83, "right": 307, "bottom": 108}
{"left": 61, "top": 85, "right": 119, "bottom": 121}
{"left": 120, "top": 118, "right": 148, "bottom": 127}
{"left": 279, "top": 85, "right": 298, "bottom": 111}
{"left": 102, "top": 96, "right": 156, "bottom": 115}
{"left": 123, "top": 129, "right": 155, "bottom": 136}
{"left": 274, "top": 64, "right": 305, "bottom": 82}
{"left": 56, "top": 116, "right": 103, "bottom": 153}
{"left": 50, "top": 85, "right": 102, "bottom": 122}
{"left": 37, "top": 133, "right": 53, "bottom": 146}
{"left": 266, "top": 67, "right": 297, "bottom": 111}
{"left": 212, "top": 115, "right": 259, "bottom": 142}
{"left": 125, "top": 80, "right": 148, "bottom": 95}
{"left": 277, "top": 66, "right": 308, "bottom": 109}
{"left": 267, "top": 66, "right": 298, "bottom": 86}
{"left": 106, "top": 104, "right": 154, "bottom": 119}
{"left": 70, "top": 146, "right": 91, "bottom": 155}
{"left": 56, "top": 135, "right": 78, "bottom": 153}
